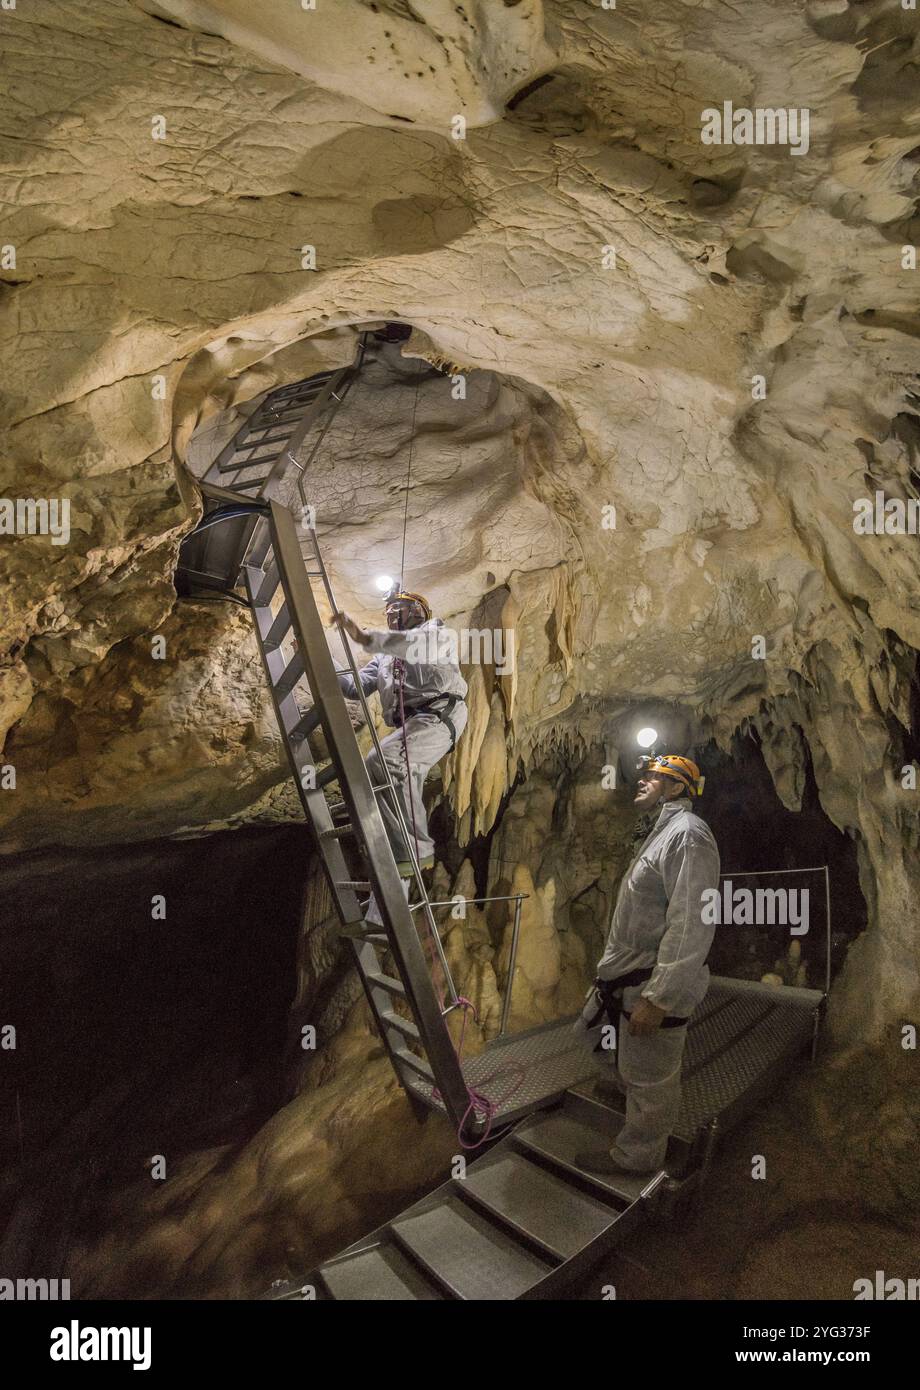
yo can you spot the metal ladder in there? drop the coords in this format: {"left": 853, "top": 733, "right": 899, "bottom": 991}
{"left": 177, "top": 344, "right": 480, "bottom": 1137}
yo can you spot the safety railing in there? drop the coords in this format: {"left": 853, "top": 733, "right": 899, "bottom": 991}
{"left": 717, "top": 864, "right": 832, "bottom": 996}
{"left": 411, "top": 892, "right": 528, "bottom": 1033}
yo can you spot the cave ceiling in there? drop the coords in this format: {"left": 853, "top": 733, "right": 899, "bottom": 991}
{"left": 0, "top": 0, "right": 918, "bottom": 985}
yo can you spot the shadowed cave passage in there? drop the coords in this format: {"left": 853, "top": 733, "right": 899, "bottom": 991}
{"left": 0, "top": 825, "right": 310, "bottom": 1278}
{"left": 697, "top": 735, "right": 867, "bottom": 991}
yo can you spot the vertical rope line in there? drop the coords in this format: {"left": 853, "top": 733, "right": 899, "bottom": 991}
{"left": 399, "top": 361, "right": 423, "bottom": 588}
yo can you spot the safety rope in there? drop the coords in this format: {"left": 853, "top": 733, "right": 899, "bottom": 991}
{"left": 398, "top": 361, "right": 423, "bottom": 588}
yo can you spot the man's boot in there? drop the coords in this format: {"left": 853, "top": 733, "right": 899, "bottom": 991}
{"left": 592, "top": 1070, "right": 626, "bottom": 1105}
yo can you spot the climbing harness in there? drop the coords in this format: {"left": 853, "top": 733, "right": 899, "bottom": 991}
{"left": 586, "top": 967, "right": 690, "bottom": 1044}
{"left": 392, "top": 691, "right": 464, "bottom": 751}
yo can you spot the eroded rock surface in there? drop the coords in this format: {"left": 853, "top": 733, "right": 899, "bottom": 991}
{"left": 2, "top": 0, "right": 920, "bottom": 1298}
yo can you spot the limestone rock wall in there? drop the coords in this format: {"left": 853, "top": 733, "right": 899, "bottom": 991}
{"left": 1, "top": 0, "right": 919, "bottom": 1049}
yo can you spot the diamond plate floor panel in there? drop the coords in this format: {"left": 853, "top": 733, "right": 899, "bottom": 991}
{"left": 406, "top": 1017, "right": 596, "bottom": 1122}
{"left": 391, "top": 1196, "right": 555, "bottom": 1299}
{"left": 268, "top": 978, "right": 821, "bottom": 1301}
{"left": 406, "top": 979, "right": 819, "bottom": 1142}
{"left": 675, "top": 979, "right": 818, "bottom": 1139}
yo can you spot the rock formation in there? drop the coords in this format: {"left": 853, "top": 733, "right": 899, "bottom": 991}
{"left": 1, "top": 0, "right": 918, "bottom": 1298}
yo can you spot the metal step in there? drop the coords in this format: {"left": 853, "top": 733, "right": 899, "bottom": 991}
{"left": 390, "top": 1196, "right": 555, "bottom": 1300}
{"left": 273, "top": 650, "right": 305, "bottom": 700}
{"left": 365, "top": 971, "right": 406, "bottom": 997}
{"left": 252, "top": 562, "right": 279, "bottom": 605}
{"left": 229, "top": 476, "right": 270, "bottom": 491}
{"left": 259, "top": 404, "right": 318, "bottom": 425}
{"left": 274, "top": 380, "right": 329, "bottom": 399}
{"left": 512, "top": 1108, "right": 654, "bottom": 1205}
{"left": 263, "top": 603, "right": 291, "bottom": 651}
{"left": 394, "top": 1048, "right": 435, "bottom": 1083}
{"left": 456, "top": 1149, "right": 620, "bottom": 1261}
{"left": 220, "top": 452, "right": 284, "bottom": 474}
{"left": 319, "top": 1243, "right": 444, "bottom": 1301}
{"left": 340, "top": 926, "right": 388, "bottom": 945}
{"left": 291, "top": 711, "right": 327, "bottom": 745}
{"left": 237, "top": 431, "right": 292, "bottom": 448}
{"left": 380, "top": 1009, "right": 421, "bottom": 1042}
{"left": 318, "top": 824, "right": 354, "bottom": 841}
{"left": 245, "top": 522, "right": 273, "bottom": 570}
{"left": 274, "top": 371, "right": 334, "bottom": 393}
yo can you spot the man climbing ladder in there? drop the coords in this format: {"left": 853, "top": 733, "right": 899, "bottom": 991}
{"left": 332, "top": 588, "right": 468, "bottom": 877}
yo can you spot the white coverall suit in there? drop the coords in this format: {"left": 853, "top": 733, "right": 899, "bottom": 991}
{"left": 577, "top": 799, "right": 721, "bottom": 1171}
{"left": 337, "top": 618, "right": 468, "bottom": 869}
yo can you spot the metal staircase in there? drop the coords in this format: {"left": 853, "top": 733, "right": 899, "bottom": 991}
{"left": 178, "top": 337, "right": 570, "bottom": 1139}
{"left": 176, "top": 340, "right": 828, "bottom": 1299}
{"left": 264, "top": 976, "right": 823, "bottom": 1300}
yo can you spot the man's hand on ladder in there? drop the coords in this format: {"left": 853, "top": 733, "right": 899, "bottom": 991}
{"left": 330, "top": 610, "right": 371, "bottom": 647}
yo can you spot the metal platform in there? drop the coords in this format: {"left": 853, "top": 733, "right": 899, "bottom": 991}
{"left": 264, "top": 976, "right": 822, "bottom": 1300}
{"left": 404, "top": 1015, "right": 599, "bottom": 1128}
{"left": 401, "top": 975, "right": 822, "bottom": 1140}
{"left": 675, "top": 975, "right": 821, "bottom": 1140}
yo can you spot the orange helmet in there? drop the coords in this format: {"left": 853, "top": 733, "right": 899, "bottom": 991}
{"left": 646, "top": 754, "right": 704, "bottom": 797}
{"left": 385, "top": 589, "right": 431, "bottom": 621}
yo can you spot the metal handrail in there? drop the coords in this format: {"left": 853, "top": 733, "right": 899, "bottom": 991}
{"left": 409, "top": 892, "right": 530, "bottom": 1033}
{"left": 499, "top": 894, "right": 524, "bottom": 1037}
{"left": 717, "top": 864, "right": 832, "bottom": 997}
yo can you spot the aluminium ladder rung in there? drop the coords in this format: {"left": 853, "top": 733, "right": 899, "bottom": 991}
{"left": 273, "top": 650, "right": 305, "bottom": 699}
{"left": 393, "top": 1048, "right": 435, "bottom": 1083}
{"left": 365, "top": 972, "right": 406, "bottom": 997}
{"left": 254, "top": 391, "right": 323, "bottom": 415}
{"left": 269, "top": 387, "right": 329, "bottom": 408}
{"left": 337, "top": 879, "right": 371, "bottom": 891}
{"left": 272, "top": 381, "right": 329, "bottom": 401}
{"left": 274, "top": 371, "right": 334, "bottom": 393}
{"left": 263, "top": 603, "right": 291, "bottom": 650}
{"left": 224, "top": 440, "right": 288, "bottom": 459}
{"left": 288, "top": 705, "right": 323, "bottom": 741}
{"left": 229, "top": 476, "right": 270, "bottom": 491}
{"left": 237, "top": 431, "right": 292, "bottom": 448}
{"left": 319, "top": 824, "right": 354, "bottom": 840}
{"left": 380, "top": 1009, "right": 421, "bottom": 1043}
{"left": 338, "top": 922, "right": 387, "bottom": 944}
{"left": 260, "top": 403, "right": 320, "bottom": 424}
{"left": 219, "top": 453, "right": 284, "bottom": 475}
{"left": 251, "top": 562, "right": 280, "bottom": 604}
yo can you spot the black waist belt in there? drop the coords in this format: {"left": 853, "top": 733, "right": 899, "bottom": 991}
{"left": 594, "top": 969, "right": 689, "bottom": 1029}
{"left": 393, "top": 693, "right": 464, "bottom": 751}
